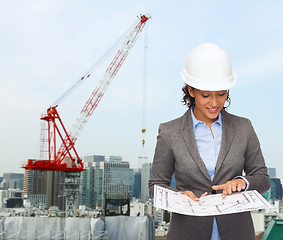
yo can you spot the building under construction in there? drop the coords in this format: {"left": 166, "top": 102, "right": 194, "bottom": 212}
{"left": 23, "top": 170, "right": 65, "bottom": 210}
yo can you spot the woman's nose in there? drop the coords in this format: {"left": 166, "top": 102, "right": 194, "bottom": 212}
{"left": 210, "top": 96, "right": 217, "bottom": 106}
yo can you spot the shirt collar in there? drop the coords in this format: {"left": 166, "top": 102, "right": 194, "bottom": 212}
{"left": 190, "top": 106, "right": 222, "bottom": 129}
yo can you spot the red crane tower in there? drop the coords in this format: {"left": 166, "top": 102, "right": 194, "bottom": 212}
{"left": 22, "top": 15, "right": 150, "bottom": 173}
{"left": 22, "top": 15, "right": 150, "bottom": 216}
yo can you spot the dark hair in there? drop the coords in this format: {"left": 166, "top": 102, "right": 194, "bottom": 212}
{"left": 181, "top": 84, "right": 231, "bottom": 110}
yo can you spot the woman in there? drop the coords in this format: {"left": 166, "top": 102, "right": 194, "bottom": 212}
{"left": 148, "top": 43, "right": 270, "bottom": 240}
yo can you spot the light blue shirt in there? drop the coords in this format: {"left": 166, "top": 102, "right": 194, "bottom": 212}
{"left": 191, "top": 107, "right": 221, "bottom": 240}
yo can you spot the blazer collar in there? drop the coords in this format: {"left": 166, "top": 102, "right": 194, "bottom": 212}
{"left": 179, "top": 109, "right": 235, "bottom": 183}
{"left": 214, "top": 110, "right": 235, "bottom": 181}
{"left": 179, "top": 109, "right": 212, "bottom": 182}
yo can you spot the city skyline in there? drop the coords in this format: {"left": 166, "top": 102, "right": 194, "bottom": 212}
{"left": 1, "top": 1, "right": 283, "bottom": 177}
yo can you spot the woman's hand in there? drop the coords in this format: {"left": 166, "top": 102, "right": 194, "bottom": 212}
{"left": 212, "top": 178, "right": 246, "bottom": 198}
{"left": 181, "top": 191, "right": 208, "bottom": 201}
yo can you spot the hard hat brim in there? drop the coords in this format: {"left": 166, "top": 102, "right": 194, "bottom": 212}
{"left": 180, "top": 69, "right": 237, "bottom": 91}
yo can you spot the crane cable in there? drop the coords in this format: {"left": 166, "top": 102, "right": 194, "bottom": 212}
{"left": 52, "top": 20, "right": 138, "bottom": 107}
{"left": 139, "top": 22, "right": 149, "bottom": 161}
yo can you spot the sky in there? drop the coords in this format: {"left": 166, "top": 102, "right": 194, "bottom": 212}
{"left": 1, "top": 1, "right": 283, "bottom": 177}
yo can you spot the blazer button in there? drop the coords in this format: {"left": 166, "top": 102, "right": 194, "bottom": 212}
{"left": 211, "top": 190, "right": 217, "bottom": 194}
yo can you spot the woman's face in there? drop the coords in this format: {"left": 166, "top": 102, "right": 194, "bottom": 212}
{"left": 188, "top": 86, "right": 227, "bottom": 126}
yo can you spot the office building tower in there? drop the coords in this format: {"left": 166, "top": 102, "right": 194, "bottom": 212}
{"left": 263, "top": 178, "right": 283, "bottom": 202}
{"left": 79, "top": 155, "right": 134, "bottom": 210}
{"left": 141, "top": 163, "right": 152, "bottom": 203}
{"left": 133, "top": 169, "right": 141, "bottom": 199}
{"left": 262, "top": 168, "right": 282, "bottom": 202}
{"left": 2, "top": 173, "right": 24, "bottom": 190}
{"left": 105, "top": 155, "right": 122, "bottom": 162}
{"left": 272, "top": 178, "right": 283, "bottom": 200}
{"left": 268, "top": 168, "right": 276, "bottom": 178}
{"left": 84, "top": 155, "right": 105, "bottom": 163}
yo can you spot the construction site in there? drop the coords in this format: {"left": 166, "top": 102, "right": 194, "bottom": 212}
{"left": 0, "top": 14, "right": 156, "bottom": 239}
{"left": 2, "top": 1, "right": 283, "bottom": 239}
{"left": 22, "top": 14, "right": 149, "bottom": 214}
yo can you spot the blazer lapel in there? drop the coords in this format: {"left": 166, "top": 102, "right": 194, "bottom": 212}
{"left": 179, "top": 109, "right": 212, "bottom": 182}
{"left": 214, "top": 110, "right": 235, "bottom": 179}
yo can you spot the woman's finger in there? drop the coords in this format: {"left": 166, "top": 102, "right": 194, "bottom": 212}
{"left": 200, "top": 192, "right": 208, "bottom": 198}
{"left": 237, "top": 183, "right": 243, "bottom": 192}
{"left": 212, "top": 184, "right": 225, "bottom": 190}
{"left": 231, "top": 181, "right": 237, "bottom": 192}
{"left": 181, "top": 191, "right": 199, "bottom": 201}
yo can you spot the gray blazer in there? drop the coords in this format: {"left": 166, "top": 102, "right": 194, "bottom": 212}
{"left": 148, "top": 109, "right": 270, "bottom": 240}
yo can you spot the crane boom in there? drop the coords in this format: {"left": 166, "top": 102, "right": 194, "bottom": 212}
{"left": 23, "top": 15, "right": 150, "bottom": 172}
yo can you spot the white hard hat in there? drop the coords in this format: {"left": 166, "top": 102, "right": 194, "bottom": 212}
{"left": 180, "top": 43, "right": 236, "bottom": 91}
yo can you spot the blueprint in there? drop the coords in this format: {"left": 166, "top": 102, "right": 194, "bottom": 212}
{"left": 154, "top": 185, "right": 271, "bottom": 216}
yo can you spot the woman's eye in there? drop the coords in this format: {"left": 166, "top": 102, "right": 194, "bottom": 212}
{"left": 218, "top": 93, "right": 225, "bottom": 96}
{"left": 202, "top": 95, "right": 209, "bottom": 98}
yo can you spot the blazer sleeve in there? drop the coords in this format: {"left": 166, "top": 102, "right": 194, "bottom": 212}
{"left": 148, "top": 123, "right": 176, "bottom": 197}
{"left": 244, "top": 119, "right": 270, "bottom": 194}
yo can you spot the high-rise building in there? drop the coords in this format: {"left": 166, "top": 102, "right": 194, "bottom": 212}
{"left": 263, "top": 178, "right": 283, "bottom": 202}
{"left": 271, "top": 178, "right": 282, "bottom": 200}
{"left": 141, "top": 163, "right": 152, "bottom": 203}
{"left": 23, "top": 170, "right": 65, "bottom": 209}
{"left": 84, "top": 155, "right": 105, "bottom": 163}
{"left": 268, "top": 168, "right": 276, "bottom": 178}
{"left": 133, "top": 169, "right": 141, "bottom": 199}
{"left": 79, "top": 155, "right": 134, "bottom": 210}
{"left": 2, "top": 173, "right": 24, "bottom": 190}
{"left": 262, "top": 168, "right": 282, "bottom": 202}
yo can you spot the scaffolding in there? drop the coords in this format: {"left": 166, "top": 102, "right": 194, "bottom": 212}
{"left": 64, "top": 172, "right": 81, "bottom": 217}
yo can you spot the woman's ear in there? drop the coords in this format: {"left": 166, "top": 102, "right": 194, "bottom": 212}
{"left": 187, "top": 86, "right": 195, "bottom": 97}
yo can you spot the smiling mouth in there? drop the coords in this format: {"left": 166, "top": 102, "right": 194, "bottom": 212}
{"left": 207, "top": 107, "right": 218, "bottom": 112}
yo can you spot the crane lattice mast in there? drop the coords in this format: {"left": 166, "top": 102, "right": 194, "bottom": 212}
{"left": 23, "top": 15, "right": 150, "bottom": 172}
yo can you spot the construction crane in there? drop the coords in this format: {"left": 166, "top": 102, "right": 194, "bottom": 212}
{"left": 22, "top": 15, "right": 150, "bottom": 173}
